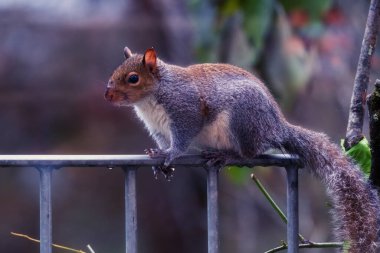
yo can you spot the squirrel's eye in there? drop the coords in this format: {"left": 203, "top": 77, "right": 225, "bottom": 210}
{"left": 128, "top": 74, "right": 139, "bottom": 84}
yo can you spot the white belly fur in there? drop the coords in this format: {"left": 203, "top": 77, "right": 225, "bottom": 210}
{"left": 194, "top": 110, "right": 233, "bottom": 150}
{"left": 134, "top": 98, "right": 233, "bottom": 152}
{"left": 133, "top": 96, "right": 172, "bottom": 143}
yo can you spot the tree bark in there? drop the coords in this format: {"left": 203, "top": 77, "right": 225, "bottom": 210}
{"left": 345, "top": 0, "right": 380, "bottom": 149}
{"left": 368, "top": 80, "right": 380, "bottom": 188}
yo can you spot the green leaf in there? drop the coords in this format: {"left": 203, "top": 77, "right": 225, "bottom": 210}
{"left": 342, "top": 240, "right": 351, "bottom": 253}
{"left": 340, "top": 137, "right": 371, "bottom": 178}
{"left": 225, "top": 165, "right": 251, "bottom": 184}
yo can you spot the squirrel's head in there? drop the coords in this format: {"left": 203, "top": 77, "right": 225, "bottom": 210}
{"left": 105, "top": 47, "right": 158, "bottom": 106}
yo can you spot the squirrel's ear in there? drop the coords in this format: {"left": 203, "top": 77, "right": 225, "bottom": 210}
{"left": 143, "top": 48, "right": 157, "bottom": 72}
{"left": 124, "top": 47, "right": 133, "bottom": 59}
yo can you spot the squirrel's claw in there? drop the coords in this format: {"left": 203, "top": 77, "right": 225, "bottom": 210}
{"left": 161, "top": 166, "right": 175, "bottom": 181}
{"left": 202, "top": 150, "right": 241, "bottom": 168}
{"left": 147, "top": 148, "right": 174, "bottom": 181}
{"left": 202, "top": 150, "right": 227, "bottom": 168}
{"left": 145, "top": 148, "right": 166, "bottom": 158}
{"left": 152, "top": 166, "right": 160, "bottom": 180}
{"left": 151, "top": 165, "right": 175, "bottom": 181}
{"left": 202, "top": 150, "right": 223, "bottom": 159}
{"left": 206, "top": 157, "right": 226, "bottom": 168}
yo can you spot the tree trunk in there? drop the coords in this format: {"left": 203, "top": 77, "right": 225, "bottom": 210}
{"left": 345, "top": 0, "right": 380, "bottom": 149}
{"left": 368, "top": 80, "right": 380, "bottom": 188}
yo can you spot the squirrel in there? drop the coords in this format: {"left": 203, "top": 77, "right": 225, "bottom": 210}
{"left": 105, "top": 47, "right": 380, "bottom": 252}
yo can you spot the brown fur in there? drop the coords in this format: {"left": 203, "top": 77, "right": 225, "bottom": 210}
{"left": 105, "top": 54, "right": 157, "bottom": 105}
{"left": 105, "top": 48, "right": 380, "bottom": 252}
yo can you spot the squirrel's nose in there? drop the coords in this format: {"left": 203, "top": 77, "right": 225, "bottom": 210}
{"left": 104, "top": 88, "right": 114, "bottom": 102}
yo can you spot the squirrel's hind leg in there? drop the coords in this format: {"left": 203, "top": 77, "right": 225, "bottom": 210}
{"left": 229, "top": 123, "right": 264, "bottom": 159}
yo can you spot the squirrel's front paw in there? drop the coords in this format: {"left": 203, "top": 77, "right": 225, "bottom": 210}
{"left": 145, "top": 148, "right": 166, "bottom": 158}
{"left": 151, "top": 165, "right": 175, "bottom": 181}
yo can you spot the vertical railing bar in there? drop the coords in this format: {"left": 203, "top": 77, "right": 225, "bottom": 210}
{"left": 286, "top": 166, "right": 299, "bottom": 253}
{"left": 38, "top": 167, "right": 53, "bottom": 253}
{"left": 207, "top": 167, "right": 219, "bottom": 253}
{"left": 124, "top": 167, "right": 137, "bottom": 253}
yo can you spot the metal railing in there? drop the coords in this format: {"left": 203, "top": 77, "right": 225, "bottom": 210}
{"left": 0, "top": 154, "right": 302, "bottom": 253}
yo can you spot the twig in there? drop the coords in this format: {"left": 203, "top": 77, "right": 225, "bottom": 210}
{"left": 251, "top": 173, "right": 345, "bottom": 252}
{"left": 264, "top": 241, "right": 343, "bottom": 253}
{"left": 87, "top": 244, "right": 96, "bottom": 253}
{"left": 345, "top": 0, "right": 380, "bottom": 149}
{"left": 11, "top": 232, "right": 87, "bottom": 253}
{"left": 250, "top": 173, "right": 306, "bottom": 243}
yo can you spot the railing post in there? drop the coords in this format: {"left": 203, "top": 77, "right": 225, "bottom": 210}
{"left": 38, "top": 167, "right": 53, "bottom": 253}
{"left": 123, "top": 167, "right": 137, "bottom": 253}
{"left": 206, "top": 166, "right": 219, "bottom": 253}
{"left": 286, "top": 166, "right": 299, "bottom": 253}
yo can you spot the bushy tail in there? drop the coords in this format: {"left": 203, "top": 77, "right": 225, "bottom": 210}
{"left": 284, "top": 124, "right": 379, "bottom": 253}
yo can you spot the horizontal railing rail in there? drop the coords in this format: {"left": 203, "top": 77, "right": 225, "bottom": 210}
{"left": 0, "top": 154, "right": 302, "bottom": 167}
{"left": 0, "top": 154, "right": 302, "bottom": 253}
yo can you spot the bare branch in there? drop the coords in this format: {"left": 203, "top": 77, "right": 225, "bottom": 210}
{"left": 264, "top": 241, "right": 343, "bottom": 253}
{"left": 345, "top": 0, "right": 380, "bottom": 149}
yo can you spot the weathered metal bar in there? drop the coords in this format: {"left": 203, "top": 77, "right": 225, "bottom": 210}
{"left": 38, "top": 167, "right": 53, "bottom": 253}
{"left": 0, "top": 154, "right": 301, "bottom": 168}
{"left": 0, "top": 154, "right": 302, "bottom": 253}
{"left": 286, "top": 166, "right": 299, "bottom": 253}
{"left": 207, "top": 167, "right": 219, "bottom": 253}
{"left": 124, "top": 167, "right": 137, "bottom": 253}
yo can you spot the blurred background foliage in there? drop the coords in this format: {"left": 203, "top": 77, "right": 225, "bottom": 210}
{"left": 0, "top": 0, "right": 379, "bottom": 252}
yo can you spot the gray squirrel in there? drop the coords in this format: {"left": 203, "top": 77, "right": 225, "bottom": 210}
{"left": 105, "top": 47, "right": 380, "bottom": 252}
